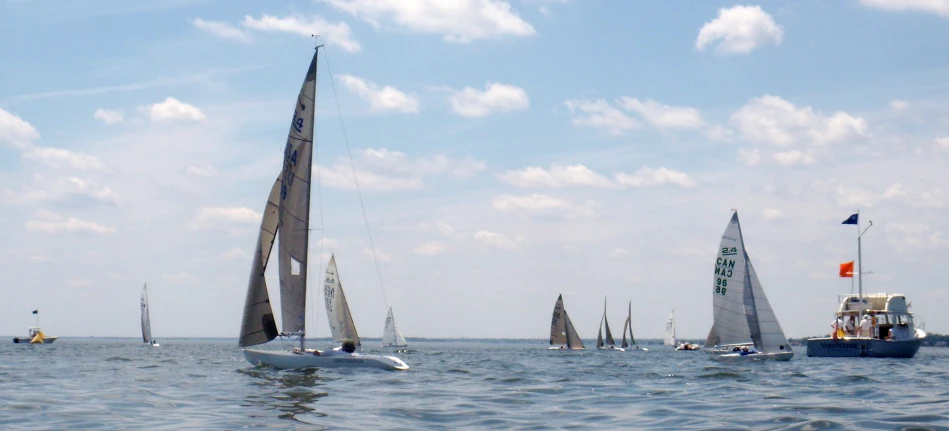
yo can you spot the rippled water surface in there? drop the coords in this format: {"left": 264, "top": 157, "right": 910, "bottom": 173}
{"left": 1, "top": 339, "right": 948, "bottom": 430}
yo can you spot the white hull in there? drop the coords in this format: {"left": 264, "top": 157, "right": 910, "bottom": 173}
{"left": 547, "top": 346, "right": 584, "bottom": 350}
{"left": 13, "top": 336, "right": 58, "bottom": 344}
{"left": 243, "top": 348, "right": 409, "bottom": 371}
{"left": 597, "top": 346, "right": 626, "bottom": 352}
{"left": 708, "top": 351, "right": 794, "bottom": 361}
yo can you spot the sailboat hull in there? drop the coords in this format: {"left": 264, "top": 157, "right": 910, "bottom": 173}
{"left": 547, "top": 346, "right": 585, "bottom": 350}
{"left": 13, "top": 336, "right": 57, "bottom": 344}
{"left": 708, "top": 351, "right": 794, "bottom": 361}
{"left": 597, "top": 346, "right": 625, "bottom": 352}
{"left": 243, "top": 348, "right": 409, "bottom": 371}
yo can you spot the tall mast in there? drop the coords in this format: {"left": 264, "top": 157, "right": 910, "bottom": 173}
{"left": 855, "top": 210, "right": 873, "bottom": 318}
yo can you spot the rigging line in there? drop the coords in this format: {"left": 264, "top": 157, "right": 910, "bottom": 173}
{"left": 308, "top": 48, "right": 327, "bottom": 344}
{"left": 322, "top": 47, "right": 391, "bottom": 310}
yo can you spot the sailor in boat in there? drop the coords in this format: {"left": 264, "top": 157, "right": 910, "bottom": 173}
{"left": 857, "top": 314, "right": 872, "bottom": 338}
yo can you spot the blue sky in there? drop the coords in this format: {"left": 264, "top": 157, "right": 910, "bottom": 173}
{"left": 2, "top": 0, "right": 949, "bottom": 341}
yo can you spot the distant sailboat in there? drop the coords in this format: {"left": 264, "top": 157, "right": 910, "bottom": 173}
{"left": 141, "top": 284, "right": 159, "bottom": 347}
{"left": 549, "top": 294, "right": 584, "bottom": 350}
{"left": 704, "top": 211, "right": 793, "bottom": 361}
{"left": 382, "top": 307, "right": 407, "bottom": 349}
{"left": 621, "top": 301, "right": 635, "bottom": 349}
{"left": 664, "top": 310, "right": 676, "bottom": 347}
{"left": 597, "top": 298, "right": 624, "bottom": 351}
{"left": 238, "top": 47, "right": 407, "bottom": 371}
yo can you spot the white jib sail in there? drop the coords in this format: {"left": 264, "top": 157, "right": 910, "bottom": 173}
{"left": 140, "top": 284, "right": 151, "bottom": 344}
{"left": 238, "top": 174, "right": 281, "bottom": 347}
{"left": 277, "top": 51, "right": 317, "bottom": 335}
{"left": 323, "top": 255, "right": 361, "bottom": 347}
{"left": 382, "top": 307, "right": 407, "bottom": 347}
{"left": 745, "top": 256, "right": 791, "bottom": 353}
{"left": 665, "top": 310, "right": 676, "bottom": 347}
{"left": 705, "top": 211, "right": 752, "bottom": 347}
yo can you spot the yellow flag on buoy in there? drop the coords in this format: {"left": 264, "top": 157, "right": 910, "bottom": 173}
{"left": 30, "top": 330, "right": 45, "bottom": 344}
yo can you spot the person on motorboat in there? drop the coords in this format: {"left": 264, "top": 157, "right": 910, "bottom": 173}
{"left": 858, "top": 315, "right": 872, "bottom": 338}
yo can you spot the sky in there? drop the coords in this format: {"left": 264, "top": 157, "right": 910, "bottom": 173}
{"left": 2, "top": 0, "right": 949, "bottom": 342}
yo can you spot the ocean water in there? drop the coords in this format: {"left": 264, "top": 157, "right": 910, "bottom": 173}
{"left": 1, "top": 339, "right": 948, "bottom": 430}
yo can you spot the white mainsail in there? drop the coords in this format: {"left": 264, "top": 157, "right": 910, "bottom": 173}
{"left": 276, "top": 52, "right": 317, "bottom": 336}
{"left": 664, "top": 310, "right": 676, "bottom": 347}
{"left": 323, "top": 254, "right": 361, "bottom": 347}
{"left": 705, "top": 211, "right": 791, "bottom": 354}
{"left": 382, "top": 307, "right": 407, "bottom": 348}
{"left": 140, "top": 284, "right": 152, "bottom": 344}
{"left": 238, "top": 175, "right": 281, "bottom": 347}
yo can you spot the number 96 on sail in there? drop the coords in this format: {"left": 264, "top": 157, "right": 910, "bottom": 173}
{"left": 714, "top": 277, "right": 728, "bottom": 296}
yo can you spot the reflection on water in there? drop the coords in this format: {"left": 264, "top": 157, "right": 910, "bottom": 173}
{"left": 238, "top": 367, "right": 332, "bottom": 423}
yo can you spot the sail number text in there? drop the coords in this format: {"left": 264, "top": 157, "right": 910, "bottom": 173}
{"left": 714, "top": 257, "right": 736, "bottom": 296}
{"left": 280, "top": 140, "right": 300, "bottom": 200}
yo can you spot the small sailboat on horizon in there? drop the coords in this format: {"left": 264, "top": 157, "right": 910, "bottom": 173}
{"left": 382, "top": 307, "right": 408, "bottom": 349}
{"left": 141, "top": 284, "right": 159, "bottom": 347}
{"left": 704, "top": 211, "right": 793, "bottom": 361}
{"left": 549, "top": 294, "right": 584, "bottom": 350}
{"left": 668, "top": 310, "right": 700, "bottom": 350}
{"left": 596, "top": 298, "right": 624, "bottom": 351}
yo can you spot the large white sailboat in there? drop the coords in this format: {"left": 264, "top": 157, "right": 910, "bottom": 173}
{"left": 141, "top": 284, "right": 159, "bottom": 347}
{"left": 238, "top": 47, "right": 407, "bottom": 371}
{"left": 382, "top": 307, "right": 408, "bottom": 349}
{"left": 596, "top": 298, "right": 624, "bottom": 351}
{"left": 704, "top": 211, "right": 793, "bottom": 361}
{"left": 549, "top": 294, "right": 584, "bottom": 350}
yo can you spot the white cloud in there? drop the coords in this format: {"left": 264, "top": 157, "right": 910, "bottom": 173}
{"left": 22, "top": 147, "right": 108, "bottom": 171}
{"left": 890, "top": 99, "right": 909, "bottom": 112}
{"left": 4, "top": 176, "right": 117, "bottom": 206}
{"left": 338, "top": 74, "right": 419, "bottom": 114}
{"left": 322, "top": 0, "right": 536, "bottom": 43}
{"left": 473, "top": 230, "right": 523, "bottom": 250}
{"left": 93, "top": 109, "right": 124, "bottom": 125}
{"left": 242, "top": 14, "right": 360, "bottom": 53}
{"left": 363, "top": 246, "right": 391, "bottom": 263}
{"left": 762, "top": 209, "right": 785, "bottom": 219}
{"left": 705, "top": 125, "right": 735, "bottom": 142}
{"left": 696, "top": 5, "right": 783, "bottom": 55}
{"left": 413, "top": 241, "right": 446, "bottom": 256}
{"left": 450, "top": 83, "right": 529, "bottom": 117}
{"left": 193, "top": 18, "right": 250, "bottom": 43}
{"left": 860, "top": 0, "right": 949, "bottom": 17}
{"left": 0, "top": 108, "right": 40, "bottom": 149}
{"left": 934, "top": 137, "right": 949, "bottom": 154}
{"left": 320, "top": 149, "right": 485, "bottom": 191}
{"left": 609, "top": 248, "right": 630, "bottom": 258}
{"left": 738, "top": 148, "right": 760, "bottom": 166}
{"left": 564, "top": 99, "right": 639, "bottom": 135}
{"left": 191, "top": 206, "right": 261, "bottom": 230}
{"left": 24, "top": 210, "right": 115, "bottom": 234}
{"left": 614, "top": 167, "right": 698, "bottom": 188}
{"left": 730, "top": 95, "right": 867, "bottom": 148}
{"left": 492, "top": 193, "right": 599, "bottom": 219}
{"left": 185, "top": 165, "right": 218, "bottom": 177}
{"left": 617, "top": 97, "right": 705, "bottom": 129}
{"left": 142, "top": 97, "right": 207, "bottom": 123}
{"left": 498, "top": 164, "right": 615, "bottom": 188}
{"left": 222, "top": 247, "right": 249, "bottom": 259}
{"left": 773, "top": 150, "right": 817, "bottom": 166}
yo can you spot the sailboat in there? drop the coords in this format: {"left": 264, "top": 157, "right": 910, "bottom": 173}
{"left": 620, "top": 301, "right": 635, "bottom": 350}
{"left": 549, "top": 294, "right": 584, "bottom": 350}
{"left": 382, "top": 307, "right": 408, "bottom": 349}
{"left": 664, "top": 311, "right": 676, "bottom": 347}
{"left": 704, "top": 211, "right": 793, "bottom": 361}
{"left": 596, "top": 298, "right": 624, "bottom": 351}
{"left": 141, "top": 284, "right": 159, "bottom": 347}
{"left": 238, "top": 47, "right": 408, "bottom": 371}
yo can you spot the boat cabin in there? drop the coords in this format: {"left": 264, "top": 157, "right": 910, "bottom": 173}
{"left": 835, "top": 293, "right": 916, "bottom": 341}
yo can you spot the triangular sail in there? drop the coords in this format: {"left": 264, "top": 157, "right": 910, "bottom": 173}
{"left": 596, "top": 316, "right": 604, "bottom": 348}
{"left": 323, "top": 255, "right": 361, "bottom": 347}
{"left": 238, "top": 174, "right": 281, "bottom": 347}
{"left": 664, "top": 310, "right": 676, "bottom": 346}
{"left": 705, "top": 211, "right": 753, "bottom": 347}
{"left": 621, "top": 303, "right": 632, "bottom": 348}
{"left": 277, "top": 50, "right": 318, "bottom": 335}
{"left": 382, "top": 307, "right": 407, "bottom": 347}
{"left": 565, "top": 313, "right": 584, "bottom": 350}
{"left": 603, "top": 299, "right": 615, "bottom": 347}
{"left": 549, "top": 295, "right": 568, "bottom": 346}
{"left": 746, "top": 253, "right": 791, "bottom": 353}
{"left": 140, "top": 284, "right": 152, "bottom": 344}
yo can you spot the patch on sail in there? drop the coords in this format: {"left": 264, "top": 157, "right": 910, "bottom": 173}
{"left": 291, "top": 257, "right": 301, "bottom": 275}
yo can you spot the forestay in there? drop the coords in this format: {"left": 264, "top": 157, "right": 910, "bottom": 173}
{"left": 323, "top": 255, "right": 361, "bottom": 347}
{"left": 277, "top": 53, "right": 317, "bottom": 335}
{"left": 382, "top": 307, "right": 407, "bottom": 347}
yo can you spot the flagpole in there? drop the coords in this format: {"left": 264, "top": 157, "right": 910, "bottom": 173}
{"left": 856, "top": 209, "right": 862, "bottom": 309}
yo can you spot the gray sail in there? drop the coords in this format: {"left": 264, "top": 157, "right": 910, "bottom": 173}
{"left": 596, "top": 316, "right": 604, "bottom": 348}
{"left": 277, "top": 50, "right": 318, "bottom": 335}
{"left": 705, "top": 211, "right": 753, "bottom": 347}
{"left": 550, "top": 295, "right": 568, "bottom": 345}
{"left": 140, "top": 284, "right": 151, "bottom": 344}
{"left": 746, "top": 251, "right": 791, "bottom": 353}
{"left": 565, "top": 313, "right": 584, "bottom": 350}
{"left": 238, "top": 174, "right": 281, "bottom": 347}
{"left": 323, "top": 255, "right": 361, "bottom": 347}
{"left": 603, "top": 299, "right": 616, "bottom": 347}
{"left": 742, "top": 250, "right": 763, "bottom": 349}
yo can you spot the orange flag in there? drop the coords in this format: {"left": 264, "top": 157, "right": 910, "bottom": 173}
{"left": 839, "top": 261, "right": 854, "bottom": 278}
